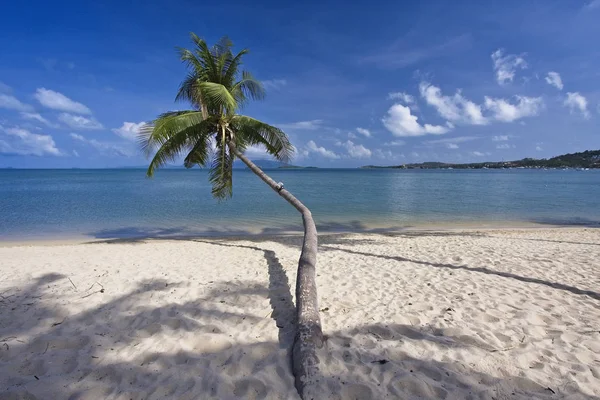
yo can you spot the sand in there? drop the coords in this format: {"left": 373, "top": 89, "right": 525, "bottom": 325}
{"left": 1, "top": 228, "right": 599, "bottom": 399}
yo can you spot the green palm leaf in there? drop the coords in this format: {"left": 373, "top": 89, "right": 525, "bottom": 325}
{"left": 232, "top": 116, "right": 293, "bottom": 162}
{"left": 208, "top": 141, "right": 234, "bottom": 199}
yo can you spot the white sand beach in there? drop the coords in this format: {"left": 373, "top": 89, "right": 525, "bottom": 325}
{"left": 1, "top": 228, "right": 599, "bottom": 399}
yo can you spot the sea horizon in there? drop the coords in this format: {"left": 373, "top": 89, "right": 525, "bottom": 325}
{"left": 1, "top": 168, "right": 598, "bottom": 242}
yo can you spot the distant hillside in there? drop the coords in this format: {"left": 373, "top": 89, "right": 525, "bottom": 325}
{"left": 362, "top": 150, "right": 600, "bottom": 169}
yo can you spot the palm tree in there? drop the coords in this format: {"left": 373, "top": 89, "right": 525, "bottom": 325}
{"left": 139, "top": 33, "right": 322, "bottom": 398}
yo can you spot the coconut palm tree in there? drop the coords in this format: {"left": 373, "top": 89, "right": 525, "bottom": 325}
{"left": 139, "top": 33, "right": 322, "bottom": 398}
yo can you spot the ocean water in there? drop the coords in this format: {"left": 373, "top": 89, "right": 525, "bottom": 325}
{"left": 0, "top": 168, "right": 599, "bottom": 241}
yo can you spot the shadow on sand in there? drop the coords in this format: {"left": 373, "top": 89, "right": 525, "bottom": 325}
{"left": 2, "top": 238, "right": 598, "bottom": 399}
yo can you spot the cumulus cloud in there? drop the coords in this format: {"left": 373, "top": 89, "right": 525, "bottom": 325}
{"left": 382, "top": 104, "right": 450, "bottom": 137}
{"left": 34, "top": 88, "right": 91, "bottom": 114}
{"left": 0, "top": 94, "right": 34, "bottom": 112}
{"left": 262, "top": 79, "right": 287, "bottom": 90}
{"left": 492, "top": 135, "right": 509, "bottom": 141}
{"left": 545, "top": 72, "right": 563, "bottom": 90}
{"left": 484, "top": 96, "right": 543, "bottom": 122}
{"left": 112, "top": 121, "right": 145, "bottom": 141}
{"left": 491, "top": 49, "right": 527, "bottom": 85}
{"left": 419, "top": 82, "right": 487, "bottom": 125}
{"left": 374, "top": 149, "right": 394, "bottom": 159}
{"left": 70, "top": 133, "right": 131, "bottom": 157}
{"left": 0, "top": 126, "right": 61, "bottom": 156}
{"left": 387, "top": 92, "right": 415, "bottom": 103}
{"left": 20, "top": 112, "right": 58, "bottom": 128}
{"left": 355, "top": 127, "right": 372, "bottom": 137}
{"left": 58, "top": 113, "right": 103, "bottom": 129}
{"left": 339, "top": 140, "right": 372, "bottom": 159}
{"left": 279, "top": 120, "right": 323, "bottom": 131}
{"left": 242, "top": 145, "right": 270, "bottom": 159}
{"left": 305, "top": 140, "right": 339, "bottom": 159}
{"left": 564, "top": 92, "right": 590, "bottom": 118}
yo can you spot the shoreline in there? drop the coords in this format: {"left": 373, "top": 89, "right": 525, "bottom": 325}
{"left": 0, "top": 222, "right": 597, "bottom": 247}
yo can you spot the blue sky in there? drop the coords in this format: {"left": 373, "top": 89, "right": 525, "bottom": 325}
{"left": 1, "top": 0, "right": 599, "bottom": 168}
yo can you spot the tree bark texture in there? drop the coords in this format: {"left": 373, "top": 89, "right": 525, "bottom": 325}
{"left": 228, "top": 142, "right": 323, "bottom": 399}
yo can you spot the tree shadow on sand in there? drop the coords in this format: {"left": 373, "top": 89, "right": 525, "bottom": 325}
{"left": 1, "top": 245, "right": 598, "bottom": 399}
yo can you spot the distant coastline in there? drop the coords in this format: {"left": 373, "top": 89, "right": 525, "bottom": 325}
{"left": 362, "top": 150, "right": 600, "bottom": 170}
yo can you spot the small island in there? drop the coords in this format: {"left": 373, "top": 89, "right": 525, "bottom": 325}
{"left": 362, "top": 150, "right": 600, "bottom": 170}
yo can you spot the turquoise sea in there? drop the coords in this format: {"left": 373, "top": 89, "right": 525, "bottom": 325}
{"left": 0, "top": 169, "right": 599, "bottom": 241}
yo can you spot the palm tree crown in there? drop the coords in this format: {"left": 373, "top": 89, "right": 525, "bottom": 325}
{"left": 140, "top": 33, "right": 294, "bottom": 199}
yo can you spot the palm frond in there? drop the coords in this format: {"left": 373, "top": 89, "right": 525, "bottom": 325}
{"left": 198, "top": 82, "right": 238, "bottom": 114}
{"left": 139, "top": 111, "right": 216, "bottom": 177}
{"left": 222, "top": 48, "right": 248, "bottom": 86}
{"left": 231, "top": 115, "right": 293, "bottom": 162}
{"left": 189, "top": 32, "right": 219, "bottom": 81}
{"left": 183, "top": 137, "right": 211, "bottom": 168}
{"left": 208, "top": 141, "right": 234, "bottom": 199}
{"left": 139, "top": 111, "right": 209, "bottom": 156}
{"left": 175, "top": 72, "right": 201, "bottom": 106}
{"left": 231, "top": 71, "right": 265, "bottom": 105}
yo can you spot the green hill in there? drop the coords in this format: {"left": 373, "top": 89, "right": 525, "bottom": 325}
{"left": 362, "top": 150, "right": 600, "bottom": 169}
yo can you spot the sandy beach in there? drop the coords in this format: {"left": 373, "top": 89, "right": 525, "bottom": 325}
{"left": 1, "top": 227, "right": 599, "bottom": 399}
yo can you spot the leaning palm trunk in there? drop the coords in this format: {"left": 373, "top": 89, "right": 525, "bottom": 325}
{"left": 229, "top": 141, "right": 323, "bottom": 398}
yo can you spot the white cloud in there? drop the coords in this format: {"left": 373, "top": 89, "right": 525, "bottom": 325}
{"left": 374, "top": 149, "right": 393, "bottom": 159}
{"left": 382, "top": 104, "right": 450, "bottom": 137}
{"left": 347, "top": 132, "right": 357, "bottom": 139}
{"left": 58, "top": 113, "right": 103, "bottom": 129}
{"left": 305, "top": 140, "right": 339, "bottom": 159}
{"left": 262, "top": 79, "right": 287, "bottom": 90}
{"left": 0, "top": 126, "right": 61, "bottom": 156}
{"left": 355, "top": 127, "right": 372, "bottom": 137}
{"left": 545, "top": 72, "right": 563, "bottom": 90}
{"left": 564, "top": 92, "right": 590, "bottom": 119}
{"left": 242, "top": 145, "right": 269, "bottom": 159}
{"left": 536, "top": 145, "right": 543, "bottom": 151}
{"left": 279, "top": 120, "right": 324, "bottom": 131}
{"left": 112, "top": 121, "right": 145, "bottom": 141}
{"left": 387, "top": 92, "right": 415, "bottom": 103}
{"left": 72, "top": 149, "right": 79, "bottom": 157}
{"left": 34, "top": 88, "right": 91, "bottom": 114}
{"left": 0, "top": 94, "right": 34, "bottom": 112}
{"left": 339, "top": 140, "right": 372, "bottom": 159}
{"left": 70, "top": 132, "right": 131, "bottom": 157}
{"left": 384, "top": 140, "right": 405, "bottom": 146}
{"left": 491, "top": 49, "right": 527, "bottom": 85}
{"left": 492, "top": 135, "right": 509, "bottom": 141}
{"left": 446, "top": 143, "right": 459, "bottom": 149}
{"left": 424, "top": 136, "right": 479, "bottom": 145}
{"left": 584, "top": 0, "right": 600, "bottom": 9}
{"left": 471, "top": 151, "right": 490, "bottom": 157}
{"left": 496, "top": 144, "right": 511, "bottom": 149}
{"left": 484, "top": 96, "right": 543, "bottom": 122}
{"left": 419, "top": 82, "right": 488, "bottom": 125}
{"left": 20, "top": 112, "right": 58, "bottom": 128}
